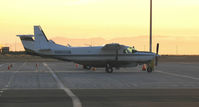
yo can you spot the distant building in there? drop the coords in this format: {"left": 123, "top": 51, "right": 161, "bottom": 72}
{"left": 1, "top": 47, "right": 9, "bottom": 54}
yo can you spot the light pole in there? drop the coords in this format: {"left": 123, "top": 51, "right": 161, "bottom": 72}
{"left": 150, "top": 0, "right": 152, "bottom": 52}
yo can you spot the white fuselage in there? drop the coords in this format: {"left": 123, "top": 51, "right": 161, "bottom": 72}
{"left": 34, "top": 42, "right": 155, "bottom": 67}
{"left": 17, "top": 26, "right": 156, "bottom": 68}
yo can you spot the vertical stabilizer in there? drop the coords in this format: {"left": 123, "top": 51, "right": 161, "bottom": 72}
{"left": 34, "top": 26, "right": 50, "bottom": 49}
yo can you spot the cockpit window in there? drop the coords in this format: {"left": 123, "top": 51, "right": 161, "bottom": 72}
{"left": 123, "top": 47, "right": 137, "bottom": 54}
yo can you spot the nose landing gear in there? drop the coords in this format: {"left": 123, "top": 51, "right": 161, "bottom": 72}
{"left": 146, "top": 61, "right": 154, "bottom": 73}
{"left": 142, "top": 63, "right": 154, "bottom": 73}
{"left": 83, "top": 65, "right": 92, "bottom": 70}
{"left": 105, "top": 67, "right": 113, "bottom": 73}
{"left": 147, "top": 66, "right": 153, "bottom": 73}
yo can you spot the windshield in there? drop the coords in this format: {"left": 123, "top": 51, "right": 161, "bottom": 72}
{"left": 123, "top": 46, "right": 137, "bottom": 54}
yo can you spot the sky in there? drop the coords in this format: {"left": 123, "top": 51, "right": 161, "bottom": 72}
{"left": 0, "top": 0, "right": 199, "bottom": 54}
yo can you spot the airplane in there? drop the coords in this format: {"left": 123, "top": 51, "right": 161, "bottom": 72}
{"left": 17, "top": 26, "right": 159, "bottom": 73}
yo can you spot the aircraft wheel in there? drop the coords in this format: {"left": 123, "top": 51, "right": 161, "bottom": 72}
{"left": 147, "top": 66, "right": 153, "bottom": 73}
{"left": 105, "top": 67, "right": 113, "bottom": 73}
{"left": 83, "top": 65, "right": 87, "bottom": 69}
{"left": 83, "top": 65, "right": 92, "bottom": 70}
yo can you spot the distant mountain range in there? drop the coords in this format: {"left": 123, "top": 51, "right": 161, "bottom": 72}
{"left": 6, "top": 36, "right": 199, "bottom": 55}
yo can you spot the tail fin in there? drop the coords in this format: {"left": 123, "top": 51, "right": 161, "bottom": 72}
{"left": 34, "top": 26, "right": 50, "bottom": 49}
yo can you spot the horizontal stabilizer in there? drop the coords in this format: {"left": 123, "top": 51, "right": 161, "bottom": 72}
{"left": 17, "top": 35, "right": 34, "bottom": 41}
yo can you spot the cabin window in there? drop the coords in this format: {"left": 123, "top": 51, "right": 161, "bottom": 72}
{"left": 54, "top": 50, "right": 71, "bottom": 54}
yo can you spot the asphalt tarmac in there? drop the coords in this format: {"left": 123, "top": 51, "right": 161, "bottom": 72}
{"left": 0, "top": 61, "right": 199, "bottom": 107}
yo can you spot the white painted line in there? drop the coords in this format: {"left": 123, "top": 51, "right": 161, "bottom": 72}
{"left": 0, "top": 64, "right": 4, "bottom": 67}
{"left": 179, "top": 62, "right": 198, "bottom": 65}
{"left": 157, "top": 70, "right": 199, "bottom": 81}
{"left": 4, "top": 62, "right": 27, "bottom": 89}
{"left": 0, "top": 64, "right": 5, "bottom": 71}
{"left": 0, "top": 90, "right": 3, "bottom": 96}
{"left": 43, "top": 63, "right": 82, "bottom": 107}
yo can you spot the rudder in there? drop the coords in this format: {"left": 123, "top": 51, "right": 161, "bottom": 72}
{"left": 34, "top": 26, "right": 50, "bottom": 49}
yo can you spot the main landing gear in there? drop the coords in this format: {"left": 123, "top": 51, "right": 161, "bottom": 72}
{"left": 105, "top": 64, "right": 113, "bottom": 73}
{"left": 83, "top": 65, "right": 92, "bottom": 70}
{"left": 143, "top": 63, "right": 153, "bottom": 73}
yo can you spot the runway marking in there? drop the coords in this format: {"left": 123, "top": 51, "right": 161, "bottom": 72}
{"left": 0, "top": 64, "right": 4, "bottom": 67}
{"left": 0, "top": 63, "right": 26, "bottom": 96}
{"left": 157, "top": 70, "right": 199, "bottom": 81}
{"left": 0, "top": 90, "right": 3, "bottom": 96}
{"left": 52, "top": 70, "right": 144, "bottom": 73}
{"left": 0, "top": 64, "right": 6, "bottom": 71}
{"left": 43, "top": 63, "right": 82, "bottom": 107}
{"left": 179, "top": 62, "right": 199, "bottom": 65}
{"left": 4, "top": 62, "right": 27, "bottom": 89}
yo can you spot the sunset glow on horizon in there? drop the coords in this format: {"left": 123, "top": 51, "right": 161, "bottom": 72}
{"left": 0, "top": 0, "right": 199, "bottom": 54}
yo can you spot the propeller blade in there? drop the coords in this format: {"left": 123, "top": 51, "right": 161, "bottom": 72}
{"left": 115, "top": 48, "right": 119, "bottom": 61}
{"left": 115, "top": 45, "right": 120, "bottom": 61}
{"left": 155, "top": 43, "right": 159, "bottom": 66}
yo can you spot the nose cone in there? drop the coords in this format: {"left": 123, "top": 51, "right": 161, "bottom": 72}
{"left": 149, "top": 52, "right": 156, "bottom": 56}
{"left": 150, "top": 52, "right": 156, "bottom": 59}
{"left": 145, "top": 52, "right": 156, "bottom": 61}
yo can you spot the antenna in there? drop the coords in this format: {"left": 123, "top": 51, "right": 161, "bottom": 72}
{"left": 150, "top": 0, "right": 152, "bottom": 52}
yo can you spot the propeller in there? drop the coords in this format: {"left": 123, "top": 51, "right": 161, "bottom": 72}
{"left": 115, "top": 44, "right": 120, "bottom": 61}
{"left": 155, "top": 43, "right": 159, "bottom": 66}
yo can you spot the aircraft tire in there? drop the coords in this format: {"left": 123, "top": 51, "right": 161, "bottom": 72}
{"left": 106, "top": 67, "right": 113, "bottom": 73}
{"left": 83, "top": 65, "right": 92, "bottom": 70}
{"left": 147, "top": 66, "right": 153, "bottom": 73}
